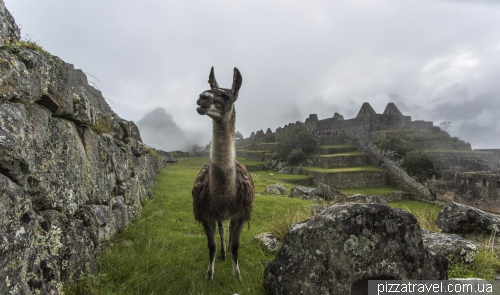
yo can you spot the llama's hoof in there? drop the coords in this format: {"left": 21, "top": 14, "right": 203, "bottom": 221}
{"left": 206, "top": 272, "right": 214, "bottom": 280}
{"left": 233, "top": 270, "right": 241, "bottom": 282}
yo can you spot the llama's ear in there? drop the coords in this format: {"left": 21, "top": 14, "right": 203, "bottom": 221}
{"left": 208, "top": 66, "right": 219, "bottom": 89}
{"left": 231, "top": 67, "right": 242, "bottom": 99}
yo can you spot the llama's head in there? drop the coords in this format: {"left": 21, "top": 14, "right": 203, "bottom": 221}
{"left": 196, "top": 67, "right": 242, "bottom": 123}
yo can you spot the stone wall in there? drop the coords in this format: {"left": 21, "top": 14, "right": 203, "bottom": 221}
{"left": 246, "top": 142, "right": 276, "bottom": 152}
{"left": 428, "top": 150, "right": 499, "bottom": 181}
{"left": 0, "top": 3, "right": 168, "bottom": 294}
{"left": 431, "top": 172, "right": 500, "bottom": 214}
{"left": 313, "top": 154, "right": 368, "bottom": 168}
{"left": 301, "top": 169, "right": 387, "bottom": 189}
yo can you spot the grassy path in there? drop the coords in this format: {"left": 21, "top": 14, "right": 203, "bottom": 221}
{"left": 69, "top": 157, "right": 311, "bottom": 295}
{"left": 68, "top": 157, "right": 499, "bottom": 294}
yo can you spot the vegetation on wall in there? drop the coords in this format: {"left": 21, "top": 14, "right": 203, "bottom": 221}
{"left": 90, "top": 118, "right": 112, "bottom": 135}
{"left": 276, "top": 122, "right": 317, "bottom": 164}
{"left": 2, "top": 34, "right": 51, "bottom": 57}
{"left": 401, "top": 151, "right": 436, "bottom": 182}
{"left": 377, "top": 129, "right": 463, "bottom": 157}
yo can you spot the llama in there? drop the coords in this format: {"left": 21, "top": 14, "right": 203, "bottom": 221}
{"left": 192, "top": 67, "right": 254, "bottom": 281}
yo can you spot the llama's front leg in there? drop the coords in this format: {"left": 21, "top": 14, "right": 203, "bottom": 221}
{"left": 218, "top": 221, "right": 226, "bottom": 260}
{"left": 202, "top": 221, "right": 217, "bottom": 280}
{"left": 229, "top": 219, "right": 245, "bottom": 281}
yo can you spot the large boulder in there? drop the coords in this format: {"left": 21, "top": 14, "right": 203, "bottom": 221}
{"left": 264, "top": 183, "right": 287, "bottom": 195}
{"left": 264, "top": 203, "right": 447, "bottom": 295}
{"left": 289, "top": 186, "right": 319, "bottom": 201}
{"left": 346, "top": 194, "right": 388, "bottom": 205}
{"left": 421, "top": 229, "right": 476, "bottom": 266}
{"left": 314, "top": 183, "right": 346, "bottom": 202}
{"left": 435, "top": 201, "right": 500, "bottom": 235}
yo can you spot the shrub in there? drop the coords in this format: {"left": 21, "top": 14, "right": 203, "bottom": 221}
{"left": 379, "top": 135, "right": 410, "bottom": 157}
{"left": 295, "top": 129, "right": 317, "bottom": 153}
{"left": 287, "top": 148, "right": 305, "bottom": 165}
{"left": 401, "top": 151, "right": 435, "bottom": 182}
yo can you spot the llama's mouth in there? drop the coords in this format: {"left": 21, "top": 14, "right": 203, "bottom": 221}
{"left": 196, "top": 107, "right": 209, "bottom": 115}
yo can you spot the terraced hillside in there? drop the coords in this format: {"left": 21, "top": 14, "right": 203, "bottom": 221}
{"left": 238, "top": 135, "right": 406, "bottom": 197}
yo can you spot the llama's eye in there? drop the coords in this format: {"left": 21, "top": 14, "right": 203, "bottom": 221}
{"left": 221, "top": 93, "right": 230, "bottom": 100}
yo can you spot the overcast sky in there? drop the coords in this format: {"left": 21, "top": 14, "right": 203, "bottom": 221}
{"left": 5, "top": 0, "right": 500, "bottom": 149}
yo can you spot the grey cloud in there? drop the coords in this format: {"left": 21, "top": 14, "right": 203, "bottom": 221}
{"left": 5, "top": 0, "right": 500, "bottom": 149}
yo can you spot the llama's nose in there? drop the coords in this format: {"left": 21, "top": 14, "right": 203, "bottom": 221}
{"left": 197, "top": 97, "right": 207, "bottom": 107}
{"left": 197, "top": 93, "right": 211, "bottom": 107}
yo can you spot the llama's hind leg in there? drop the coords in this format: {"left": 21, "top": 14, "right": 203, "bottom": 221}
{"left": 218, "top": 221, "right": 226, "bottom": 260}
{"left": 202, "top": 221, "right": 217, "bottom": 280}
{"left": 229, "top": 219, "right": 245, "bottom": 281}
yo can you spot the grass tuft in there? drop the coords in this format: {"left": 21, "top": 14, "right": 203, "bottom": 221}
{"left": 388, "top": 200, "right": 441, "bottom": 231}
{"left": 263, "top": 205, "right": 311, "bottom": 241}
{"left": 448, "top": 233, "right": 500, "bottom": 279}
{"left": 3, "top": 34, "right": 51, "bottom": 57}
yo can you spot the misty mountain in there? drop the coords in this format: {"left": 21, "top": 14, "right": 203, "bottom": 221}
{"left": 136, "top": 107, "right": 187, "bottom": 151}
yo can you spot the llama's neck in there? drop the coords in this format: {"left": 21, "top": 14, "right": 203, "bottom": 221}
{"left": 210, "top": 110, "right": 236, "bottom": 197}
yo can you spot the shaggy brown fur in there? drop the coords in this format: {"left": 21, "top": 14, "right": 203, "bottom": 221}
{"left": 192, "top": 160, "right": 254, "bottom": 222}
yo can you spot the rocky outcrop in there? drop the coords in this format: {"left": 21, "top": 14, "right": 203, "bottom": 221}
{"left": 264, "top": 183, "right": 287, "bottom": 195}
{"left": 345, "top": 194, "right": 388, "bottom": 205}
{"left": 289, "top": 184, "right": 346, "bottom": 202}
{"left": 435, "top": 201, "right": 500, "bottom": 235}
{"left": 254, "top": 232, "right": 281, "bottom": 252}
{"left": 421, "top": 230, "right": 476, "bottom": 266}
{"left": 264, "top": 203, "right": 447, "bottom": 295}
{"left": 289, "top": 186, "right": 321, "bottom": 201}
{"left": 0, "top": 0, "right": 20, "bottom": 45}
{"left": 314, "top": 183, "right": 346, "bottom": 201}
{"left": 0, "top": 2, "right": 168, "bottom": 294}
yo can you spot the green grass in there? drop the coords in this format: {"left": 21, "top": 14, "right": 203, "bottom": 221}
{"left": 236, "top": 157, "right": 266, "bottom": 167}
{"left": 65, "top": 157, "right": 315, "bottom": 295}
{"left": 65, "top": 161, "right": 500, "bottom": 294}
{"left": 448, "top": 239, "right": 500, "bottom": 279}
{"left": 388, "top": 200, "right": 441, "bottom": 231}
{"left": 300, "top": 165, "right": 383, "bottom": 173}
{"left": 340, "top": 185, "right": 407, "bottom": 196}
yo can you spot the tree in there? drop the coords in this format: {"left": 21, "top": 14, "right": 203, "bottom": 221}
{"left": 401, "top": 151, "right": 435, "bottom": 182}
{"left": 439, "top": 121, "right": 452, "bottom": 133}
{"left": 276, "top": 123, "right": 317, "bottom": 164}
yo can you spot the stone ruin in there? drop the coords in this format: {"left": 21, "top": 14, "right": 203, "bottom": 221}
{"left": 241, "top": 101, "right": 500, "bottom": 214}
